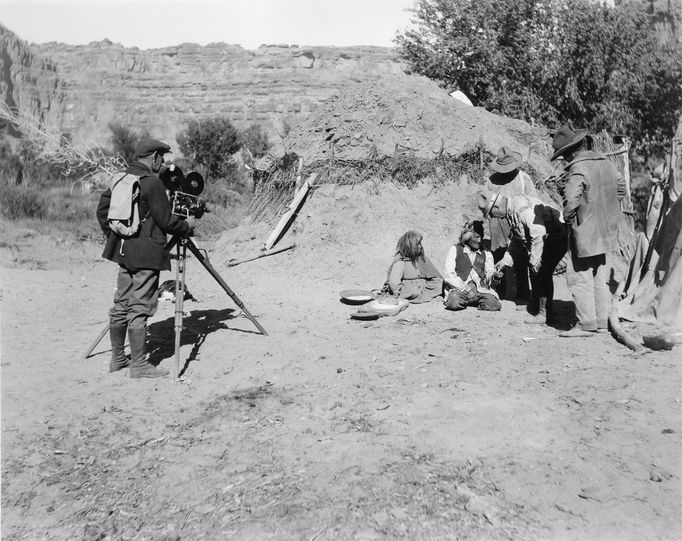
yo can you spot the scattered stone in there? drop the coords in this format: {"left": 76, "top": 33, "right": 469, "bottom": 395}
{"left": 457, "top": 485, "right": 500, "bottom": 526}
{"left": 649, "top": 466, "right": 673, "bottom": 482}
{"left": 578, "top": 486, "right": 603, "bottom": 502}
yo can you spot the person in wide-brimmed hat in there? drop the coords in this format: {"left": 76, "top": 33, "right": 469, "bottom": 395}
{"left": 485, "top": 146, "right": 537, "bottom": 305}
{"left": 550, "top": 125, "right": 630, "bottom": 337}
{"left": 478, "top": 190, "right": 567, "bottom": 326}
{"left": 550, "top": 125, "right": 588, "bottom": 161}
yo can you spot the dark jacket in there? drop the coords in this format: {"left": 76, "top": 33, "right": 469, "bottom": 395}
{"left": 563, "top": 150, "right": 627, "bottom": 258}
{"left": 97, "top": 162, "right": 191, "bottom": 271}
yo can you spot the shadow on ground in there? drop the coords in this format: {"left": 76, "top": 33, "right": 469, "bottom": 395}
{"left": 148, "top": 308, "right": 238, "bottom": 373}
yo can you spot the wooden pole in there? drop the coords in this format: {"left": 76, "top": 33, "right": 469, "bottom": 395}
{"left": 82, "top": 322, "right": 110, "bottom": 361}
{"left": 622, "top": 138, "right": 631, "bottom": 201}
{"left": 173, "top": 241, "right": 186, "bottom": 380}
{"left": 641, "top": 138, "right": 677, "bottom": 278}
{"left": 264, "top": 173, "right": 316, "bottom": 251}
{"left": 228, "top": 243, "right": 296, "bottom": 267}
{"left": 185, "top": 239, "right": 268, "bottom": 336}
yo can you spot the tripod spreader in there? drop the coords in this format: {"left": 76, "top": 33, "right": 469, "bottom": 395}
{"left": 167, "top": 235, "right": 269, "bottom": 337}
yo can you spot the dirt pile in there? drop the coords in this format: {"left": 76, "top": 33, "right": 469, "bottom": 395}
{"left": 215, "top": 180, "right": 485, "bottom": 296}
{"left": 284, "top": 74, "right": 553, "bottom": 176}
{"left": 218, "top": 75, "right": 556, "bottom": 284}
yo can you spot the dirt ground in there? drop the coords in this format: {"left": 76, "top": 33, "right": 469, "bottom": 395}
{"left": 1, "top": 180, "right": 681, "bottom": 541}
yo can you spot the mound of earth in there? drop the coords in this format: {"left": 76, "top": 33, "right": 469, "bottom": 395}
{"left": 215, "top": 180, "right": 482, "bottom": 289}
{"left": 224, "top": 75, "right": 560, "bottom": 281}
{"left": 284, "top": 75, "right": 554, "bottom": 177}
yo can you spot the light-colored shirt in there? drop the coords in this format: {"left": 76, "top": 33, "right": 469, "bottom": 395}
{"left": 499, "top": 195, "right": 563, "bottom": 270}
{"left": 443, "top": 245, "right": 498, "bottom": 297}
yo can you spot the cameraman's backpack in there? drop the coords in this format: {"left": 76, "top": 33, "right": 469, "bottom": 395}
{"left": 107, "top": 172, "right": 143, "bottom": 237}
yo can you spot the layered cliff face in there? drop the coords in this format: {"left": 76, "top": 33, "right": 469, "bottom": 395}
{"left": 0, "top": 25, "right": 64, "bottom": 134}
{"left": 1, "top": 24, "right": 405, "bottom": 151}
{"left": 2, "top": 0, "right": 678, "bottom": 153}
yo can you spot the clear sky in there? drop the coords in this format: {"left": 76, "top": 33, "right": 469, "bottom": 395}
{"left": 0, "top": 0, "right": 415, "bottom": 50}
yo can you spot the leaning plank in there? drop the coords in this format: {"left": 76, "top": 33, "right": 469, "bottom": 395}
{"left": 228, "top": 243, "right": 296, "bottom": 267}
{"left": 264, "top": 173, "right": 316, "bottom": 251}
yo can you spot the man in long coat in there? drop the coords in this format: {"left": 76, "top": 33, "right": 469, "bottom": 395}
{"left": 551, "top": 126, "right": 628, "bottom": 337}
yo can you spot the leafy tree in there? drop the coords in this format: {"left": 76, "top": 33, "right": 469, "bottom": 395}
{"left": 396, "top": 0, "right": 682, "bottom": 157}
{"left": 108, "top": 122, "right": 152, "bottom": 165}
{"left": 176, "top": 117, "right": 241, "bottom": 182}
{"left": 239, "top": 123, "right": 272, "bottom": 158}
{"left": 108, "top": 122, "right": 138, "bottom": 165}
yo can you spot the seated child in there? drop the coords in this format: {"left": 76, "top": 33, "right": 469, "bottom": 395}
{"left": 383, "top": 230, "right": 443, "bottom": 303}
{"left": 442, "top": 221, "right": 502, "bottom": 311}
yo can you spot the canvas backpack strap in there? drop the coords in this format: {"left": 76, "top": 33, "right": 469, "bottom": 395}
{"left": 107, "top": 173, "right": 139, "bottom": 221}
{"left": 108, "top": 173, "right": 144, "bottom": 239}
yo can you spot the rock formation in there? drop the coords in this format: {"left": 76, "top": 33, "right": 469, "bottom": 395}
{"left": 0, "top": 25, "right": 64, "bottom": 135}
{"left": 1, "top": 0, "right": 678, "bottom": 151}
{"left": 1, "top": 24, "right": 406, "bottom": 151}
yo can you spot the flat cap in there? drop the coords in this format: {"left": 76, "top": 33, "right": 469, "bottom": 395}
{"left": 135, "top": 138, "right": 171, "bottom": 158}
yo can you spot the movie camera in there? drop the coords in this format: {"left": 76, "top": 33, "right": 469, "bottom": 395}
{"left": 160, "top": 164, "right": 209, "bottom": 219}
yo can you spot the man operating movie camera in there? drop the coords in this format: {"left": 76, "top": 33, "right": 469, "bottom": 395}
{"left": 97, "top": 139, "right": 203, "bottom": 379}
{"left": 160, "top": 163, "right": 210, "bottom": 220}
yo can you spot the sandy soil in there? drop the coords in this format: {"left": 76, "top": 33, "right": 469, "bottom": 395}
{"left": 1, "top": 180, "right": 681, "bottom": 541}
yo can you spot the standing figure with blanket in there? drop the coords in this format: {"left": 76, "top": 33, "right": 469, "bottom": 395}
{"left": 479, "top": 192, "right": 567, "bottom": 325}
{"left": 383, "top": 230, "right": 443, "bottom": 303}
{"left": 550, "top": 126, "right": 630, "bottom": 337}
{"left": 442, "top": 220, "right": 502, "bottom": 311}
{"left": 97, "top": 139, "right": 195, "bottom": 377}
{"left": 486, "top": 146, "right": 538, "bottom": 302}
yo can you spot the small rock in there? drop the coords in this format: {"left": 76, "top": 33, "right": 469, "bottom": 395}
{"left": 662, "top": 427, "right": 675, "bottom": 434}
{"left": 457, "top": 485, "right": 499, "bottom": 526}
{"left": 650, "top": 470, "right": 663, "bottom": 482}
{"left": 649, "top": 466, "right": 672, "bottom": 482}
{"left": 337, "top": 368, "right": 343, "bottom": 373}
{"left": 578, "top": 486, "right": 603, "bottom": 502}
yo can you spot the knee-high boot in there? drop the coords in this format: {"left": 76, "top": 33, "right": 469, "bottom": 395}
{"left": 128, "top": 328, "right": 169, "bottom": 379}
{"left": 109, "top": 325, "right": 130, "bottom": 372}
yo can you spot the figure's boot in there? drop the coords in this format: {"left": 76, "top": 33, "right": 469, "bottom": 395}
{"left": 128, "top": 328, "right": 169, "bottom": 379}
{"left": 109, "top": 324, "right": 130, "bottom": 372}
{"left": 524, "top": 297, "right": 547, "bottom": 325}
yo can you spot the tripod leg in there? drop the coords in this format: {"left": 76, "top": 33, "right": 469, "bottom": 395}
{"left": 185, "top": 239, "right": 269, "bottom": 336}
{"left": 82, "top": 322, "right": 110, "bottom": 361}
{"left": 173, "top": 242, "right": 187, "bottom": 379}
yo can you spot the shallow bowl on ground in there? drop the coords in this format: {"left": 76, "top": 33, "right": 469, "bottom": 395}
{"left": 339, "top": 289, "right": 375, "bottom": 305}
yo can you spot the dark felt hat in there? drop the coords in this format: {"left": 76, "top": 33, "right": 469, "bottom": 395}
{"left": 135, "top": 139, "right": 171, "bottom": 158}
{"left": 490, "top": 146, "right": 522, "bottom": 174}
{"left": 551, "top": 126, "right": 587, "bottom": 161}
